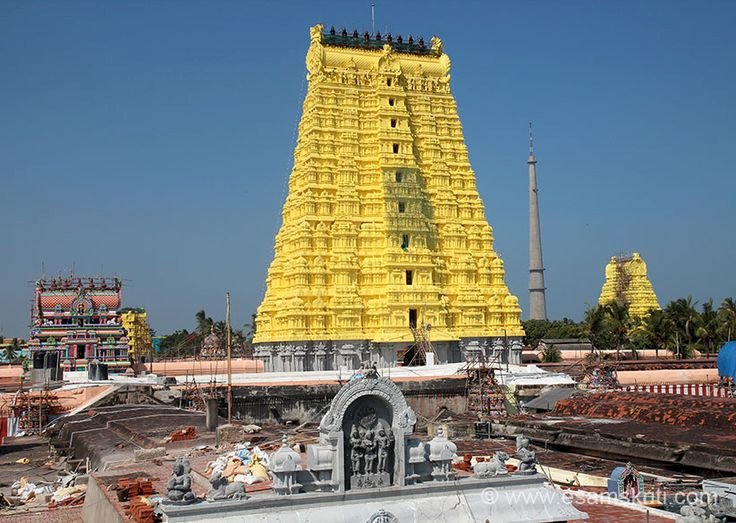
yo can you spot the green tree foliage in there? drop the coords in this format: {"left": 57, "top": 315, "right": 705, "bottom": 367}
{"left": 541, "top": 345, "right": 563, "bottom": 363}
{"left": 158, "top": 310, "right": 248, "bottom": 359}
{"left": 585, "top": 304, "right": 621, "bottom": 353}
{"left": 521, "top": 318, "right": 588, "bottom": 348}
{"left": 245, "top": 313, "right": 257, "bottom": 343}
{"left": 718, "top": 297, "right": 736, "bottom": 342}
{"left": 4, "top": 338, "right": 19, "bottom": 364}
{"left": 583, "top": 297, "right": 736, "bottom": 359}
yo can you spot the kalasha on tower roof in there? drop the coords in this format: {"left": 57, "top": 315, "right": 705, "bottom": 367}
{"left": 322, "top": 26, "right": 436, "bottom": 55}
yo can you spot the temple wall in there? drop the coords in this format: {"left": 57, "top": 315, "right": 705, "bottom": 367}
{"left": 229, "top": 378, "right": 467, "bottom": 424}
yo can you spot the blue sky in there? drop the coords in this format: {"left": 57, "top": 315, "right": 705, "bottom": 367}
{"left": 2, "top": 1, "right": 735, "bottom": 338}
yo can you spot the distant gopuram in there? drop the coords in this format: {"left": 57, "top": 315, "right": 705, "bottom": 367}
{"left": 253, "top": 25, "right": 524, "bottom": 372}
{"left": 598, "top": 252, "right": 660, "bottom": 318}
{"left": 28, "top": 275, "right": 130, "bottom": 372}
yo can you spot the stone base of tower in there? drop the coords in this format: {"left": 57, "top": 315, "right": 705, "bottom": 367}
{"left": 253, "top": 337, "right": 523, "bottom": 373}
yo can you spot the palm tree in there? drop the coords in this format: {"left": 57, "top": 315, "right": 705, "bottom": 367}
{"left": 245, "top": 313, "right": 258, "bottom": 343}
{"left": 642, "top": 308, "right": 674, "bottom": 358}
{"left": 605, "top": 301, "right": 632, "bottom": 358}
{"left": 4, "top": 338, "right": 19, "bottom": 365}
{"left": 665, "top": 297, "right": 698, "bottom": 358}
{"left": 695, "top": 300, "right": 719, "bottom": 356}
{"left": 718, "top": 297, "right": 736, "bottom": 342}
{"left": 195, "top": 310, "right": 214, "bottom": 338}
{"left": 585, "top": 305, "right": 612, "bottom": 352}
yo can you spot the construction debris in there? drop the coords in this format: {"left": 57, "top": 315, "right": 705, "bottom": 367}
{"left": 205, "top": 443, "right": 271, "bottom": 486}
{"left": 168, "top": 426, "right": 197, "bottom": 442}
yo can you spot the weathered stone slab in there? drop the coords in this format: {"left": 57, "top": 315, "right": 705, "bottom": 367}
{"left": 134, "top": 447, "right": 166, "bottom": 461}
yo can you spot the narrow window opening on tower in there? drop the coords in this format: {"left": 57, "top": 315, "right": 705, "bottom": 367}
{"left": 409, "top": 309, "right": 418, "bottom": 328}
{"left": 390, "top": 119, "right": 397, "bottom": 128}
{"left": 388, "top": 98, "right": 395, "bottom": 106}
{"left": 398, "top": 201, "right": 406, "bottom": 213}
{"left": 387, "top": 78, "right": 392, "bottom": 87}
{"left": 401, "top": 234, "right": 410, "bottom": 250}
{"left": 392, "top": 143, "right": 399, "bottom": 154}
{"left": 405, "top": 270, "right": 413, "bottom": 285}
{"left": 395, "top": 171, "right": 403, "bottom": 182}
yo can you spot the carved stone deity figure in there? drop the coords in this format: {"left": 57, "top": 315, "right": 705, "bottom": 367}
{"left": 166, "top": 458, "right": 196, "bottom": 504}
{"left": 516, "top": 435, "right": 538, "bottom": 474}
{"left": 345, "top": 404, "right": 393, "bottom": 489}
{"left": 363, "top": 428, "right": 377, "bottom": 474}
{"left": 349, "top": 425, "right": 364, "bottom": 474}
{"left": 376, "top": 428, "right": 393, "bottom": 473}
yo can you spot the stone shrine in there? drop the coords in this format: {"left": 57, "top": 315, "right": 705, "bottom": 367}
{"left": 158, "top": 372, "right": 587, "bottom": 522}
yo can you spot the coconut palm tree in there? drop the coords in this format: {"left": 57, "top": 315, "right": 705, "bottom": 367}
{"left": 585, "top": 305, "right": 613, "bottom": 351}
{"left": 695, "top": 300, "right": 719, "bottom": 356}
{"left": 642, "top": 308, "right": 674, "bottom": 358}
{"left": 605, "top": 301, "right": 632, "bottom": 358}
{"left": 665, "top": 297, "right": 698, "bottom": 358}
{"left": 718, "top": 297, "right": 736, "bottom": 342}
{"left": 4, "top": 338, "right": 19, "bottom": 365}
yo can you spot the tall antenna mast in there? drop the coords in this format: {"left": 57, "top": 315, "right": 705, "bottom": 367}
{"left": 528, "top": 122, "right": 548, "bottom": 320}
{"left": 529, "top": 121, "right": 534, "bottom": 154}
{"left": 371, "top": 2, "right": 375, "bottom": 34}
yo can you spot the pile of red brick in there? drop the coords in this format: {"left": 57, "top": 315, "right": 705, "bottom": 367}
{"left": 169, "top": 426, "right": 197, "bottom": 442}
{"left": 117, "top": 478, "right": 157, "bottom": 523}
{"left": 553, "top": 392, "right": 736, "bottom": 431}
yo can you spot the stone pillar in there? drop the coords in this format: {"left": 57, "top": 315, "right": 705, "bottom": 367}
{"left": 492, "top": 338, "right": 505, "bottom": 362}
{"left": 205, "top": 398, "right": 219, "bottom": 432}
{"left": 314, "top": 345, "right": 326, "bottom": 372}
{"left": 462, "top": 340, "right": 482, "bottom": 362}
{"left": 293, "top": 346, "right": 306, "bottom": 372}
{"left": 254, "top": 344, "right": 272, "bottom": 372}
{"left": 510, "top": 339, "right": 523, "bottom": 365}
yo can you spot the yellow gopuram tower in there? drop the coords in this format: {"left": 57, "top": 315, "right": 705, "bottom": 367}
{"left": 598, "top": 253, "right": 660, "bottom": 318}
{"left": 120, "top": 308, "right": 152, "bottom": 362}
{"left": 253, "top": 25, "right": 524, "bottom": 372}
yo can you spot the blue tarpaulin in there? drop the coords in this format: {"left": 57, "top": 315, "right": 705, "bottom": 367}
{"left": 717, "top": 341, "right": 736, "bottom": 379}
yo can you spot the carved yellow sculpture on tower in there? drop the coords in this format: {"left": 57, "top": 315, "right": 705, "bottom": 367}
{"left": 253, "top": 26, "right": 524, "bottom": 371}
{"left": 598, "top": 253, "right": 660, "bottom": 318}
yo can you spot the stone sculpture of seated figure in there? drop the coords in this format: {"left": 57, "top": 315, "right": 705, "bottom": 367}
{"left": 516, "top": 436, "right": 537, "bottom": 474}
{"left": 166, "top": 458, "right": 196, "bottom": 503}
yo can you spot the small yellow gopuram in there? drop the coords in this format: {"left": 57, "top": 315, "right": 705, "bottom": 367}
{"left": 254, "top": 25, "right": 524, "bottom": 371}
{"left": 598, "top": 253, "right": 660, "bottom": 318}
{"left": 120, "top": 308, "right": 152, "bottom": 361}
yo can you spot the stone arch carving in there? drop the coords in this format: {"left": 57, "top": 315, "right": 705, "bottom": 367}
{"left": 318, "top": 377, "right": 416, "bottom": 492}
{"left": 319, "top": 377, "right": 416, "bottom": 438}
